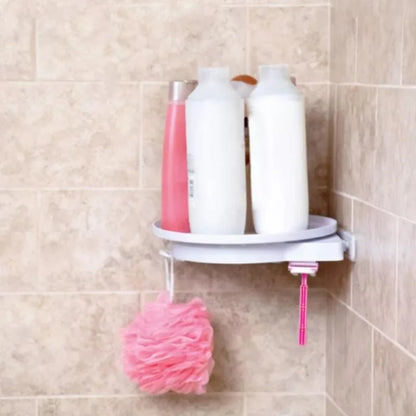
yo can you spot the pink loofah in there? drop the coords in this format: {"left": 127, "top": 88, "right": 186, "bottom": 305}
{"left": 122, "top": 291, "right": 214, "bottom": 394}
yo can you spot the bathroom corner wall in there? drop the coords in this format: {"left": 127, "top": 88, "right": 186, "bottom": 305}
{"left": 326, "top": 0, "right": 416, "bottom": 414}
{"left": 0, "top": 0, "right": 330, "bottom": 415}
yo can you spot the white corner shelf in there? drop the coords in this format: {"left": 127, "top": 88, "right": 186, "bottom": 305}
{"left": 153, "top": 215, "right": 355, "bottom": 265}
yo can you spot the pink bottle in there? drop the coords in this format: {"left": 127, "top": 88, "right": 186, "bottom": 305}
{"left": 161, "top": 80, "right": 197, "bottom": 232}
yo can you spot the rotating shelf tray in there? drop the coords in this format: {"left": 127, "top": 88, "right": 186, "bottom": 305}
{"left": 153, "top": 215, "right": 353, "bottom": 264}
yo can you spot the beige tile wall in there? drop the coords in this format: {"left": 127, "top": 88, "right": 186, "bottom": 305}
{"left": 0, "top": 0, "right": 330, "bottom": 415}
{"left": 327, "top": 0, "right": 416, "bottom": 414}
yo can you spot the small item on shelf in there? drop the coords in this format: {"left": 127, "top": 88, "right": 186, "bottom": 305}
{"left": 231, "top": 74, "right": 257, "bottom": 99}
{"left": 186, "top": 67, "right": 246, "bottom": 235}
{"left": 161, "top": 80, "right": 197, "bottom": 233}
{"left": 248, "top": 64, "right": 309, "bottom": 234}
{"left": 231, "top": 74, "right": 258, "bottom": 234}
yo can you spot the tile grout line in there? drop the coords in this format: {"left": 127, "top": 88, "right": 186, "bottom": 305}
{"left": 325, "top": 393, "right": 349, "bottom": 416}
{"left": 374, "top": 86, "right": 379, "bottom": 157}
{"left": 330, "top": 189, "right": 416, "bottom": 226}
{"left": 0, "top": 187, "right": 160, "bottom": 191}
{"left": 353, "top": 17, "right": 358, "bottom": 83}
{"left": 399, "top": 0, "right": 406, "bottom": 86}
{"left": 349, "top": 198, "right": 354, "bottom": 307}
{"left": 330, "top": 290, "right": 335, "bottom": 398}
{"left": 333, "top": 82, "right": 416, "bottom": 89}
{"left": 0, "top": 185, "right": 328, "bottom": 192}
{"left": 370, "top": 327, "right": 375, "bottom": 416}
{"left": 138, "top": 82, "right": 144, "bottom": 189}
{"left": 230, "top": 3, "right": 329, "bottom": 8}
{"left": 36, "top": 191, "right": 41, "bottom": 295}
{"left": 0, "top": 288, "right": 327, "bottom": 296}
{"left": 0, "top": 80, "right": 332, "bottom": 85}
{"left": 331, "top": 84, "right": 337, "bottom": 193}
{"left": 33, "top": 18, "right": 38, "bottom": 81}
{"left": 327, "top": 1, "right": 331, "bottom": 83}
{"left": 245, "top": 5, "right": 250, "bottom": 74}
{"left": 0, "top": 291, "right": 145, "bottom": 296}
{"left": 329, "top": 292, "right": 416, "bottom": 363}
{"left": 324, "top": 293, "right": 327, "bottom": 405}
{"left": 242, "top": 393, "right": 324, "bottom": 396}
{"left": 394, "top": 218, "right": 400, "bottom": 341}
{"left": 325, "top": 0, "right": 331, "bottom": 206}
{"left": 35, "top": 397, "right": 39, "bottom": 416}
{"left": 1, "top": 80, "right": 414, "bottom": 88}
{"left": 243, "top": 393, "right": 247, "bottom": 416}
{"left": 0, "top": 392, "right": 324, "bottom": 400}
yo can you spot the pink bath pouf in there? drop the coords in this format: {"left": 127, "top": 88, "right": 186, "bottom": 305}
{"left": 122, "top": 292, "right": 214, "bottom": 394}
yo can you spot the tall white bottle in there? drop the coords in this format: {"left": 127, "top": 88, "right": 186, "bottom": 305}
{"left": 186, "top": 67, "right": 246, "bottom": 235}
{"left": 248, "top": 64, "right": 309, "bottom": 234}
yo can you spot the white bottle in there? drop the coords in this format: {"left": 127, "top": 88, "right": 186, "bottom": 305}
{"left": 186, "top": 67, "right": 246, "bottom": 235}
{"left": 248, "top": 64, "right": 309, "bottom": 234}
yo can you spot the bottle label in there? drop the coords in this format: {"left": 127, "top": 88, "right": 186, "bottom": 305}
{"left": 187, "top": 154, "right": 195, "bottom": 199}
{"left": 189, "top": 176, "right": 195, "bottom": 198}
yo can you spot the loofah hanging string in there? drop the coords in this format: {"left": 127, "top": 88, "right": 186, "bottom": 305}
{"left": 121, "top": 291, "right": 214, "bottom": 395}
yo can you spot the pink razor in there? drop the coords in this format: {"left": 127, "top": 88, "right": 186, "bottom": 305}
{"left": 288, "top": 262, "right": 319, "bottom": 346}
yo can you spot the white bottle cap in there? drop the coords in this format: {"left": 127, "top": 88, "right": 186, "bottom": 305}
{"left": 259, "top": 64, "right": 290, "bottom": 81}
{"left": 198, "top": 67, "right": 230, "bottom": 83}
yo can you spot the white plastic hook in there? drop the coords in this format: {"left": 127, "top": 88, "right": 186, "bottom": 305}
{"left": 159, "top": 250, "right": 175, "bottom": 302}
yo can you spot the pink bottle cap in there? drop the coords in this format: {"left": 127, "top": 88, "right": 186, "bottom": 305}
{"left": 169, "top": 80, "right": 197, "bottom": 102}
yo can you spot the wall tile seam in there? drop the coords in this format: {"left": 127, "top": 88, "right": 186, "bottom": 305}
{"left": 0, "top": 292, "right": 144, "bottom": 296}
{"left": 0, "top": 288, "right": 328, "bottom": 296}
{"left": 353, "top": 17, "right": 358, "bottom": 83}
{"left": 330, "top": 84, "right": 337, "bottom": 195}
{"left": 138, "top": 82, "right": 144, "bottom": 189}
{"left": 237, "top": 392, "right": 325, "bottom": 397}
{"left": 35, "top": 191, "right": 41, "bottom": 300}
{"left": 324, "top": 299, "right": 327, "bottom": 399}
{"left": 332, "top": 82, "right": 416, "bottom": 89}
{"left": 56, "top": 1, "right": 330, "bottom": 7}
{"left": 399, "top": 0, "right": 407, "bottom": 86}
{"left": 237, "top": 4, "right": 329, "bottom": 8}
{"left": 325, "top": 82, "right": 332, "bottom": 194}
{"left": 32, "top": 18, "right": 37, "bottom": 81}
{"left": 325, "top": 289, "right": 335, "bottom": 396}
{"left": 0, "top": 81, "right": 168, "bottom": 85}
{"left": 0, "top": 80, "right": 332, "bottom": 86}
{"left": 327, "top": 292, "right": 416, "bottom": 364}
{"left": 245, "top": 4, "right": 250, "bottom": 73}
{"left": 326, "top": 4, "right": 331, "bottom": 89}
{"left": 329, "top": 190, "right": 416, "bottom": 226}
{"left": 370, "top": 327, "right": 374, "bottom": 416}
{"left": 0, "top": 188, "right": 159, "bottom": 192}
{"left": 325, "top": 392, "right": 349, "bottom": 416}
{"left": 0, "top": 185, "right": 331, "bottom": 192}
{"left": 394, "top": 218, "right": 400, "bottom": 341}
{"left": 0, "top": 392, "right": 323, "bottom": 400}
{"left": 349, "top": 197, "right": 354, "bottom": 305}
{"left": 327, "top": 1, "right": 332, "bottom": 83}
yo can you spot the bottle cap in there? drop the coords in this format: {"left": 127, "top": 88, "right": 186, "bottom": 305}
{"left": 169, "top": 80, "right": 198, "bottom": 102}
{"left": 198, "top": 67, "right": 230, "bottom": 83}
{"left": 259, "top": 64, "right": 290, "bottom": 80}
